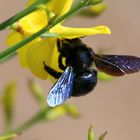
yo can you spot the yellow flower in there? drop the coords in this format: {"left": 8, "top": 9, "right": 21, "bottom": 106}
{"left": 7, "top": 0, "right": 111, "bottom": 80}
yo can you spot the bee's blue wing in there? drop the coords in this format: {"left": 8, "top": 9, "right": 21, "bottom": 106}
{"left": 95, "top": 54, "right": 140, "bottom": 76}
{"left": 47, "top": 67, "right": 74, "bottom": 107}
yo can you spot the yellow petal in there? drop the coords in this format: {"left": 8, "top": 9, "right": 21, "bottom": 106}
{"left": 18, "top": 45, "right": 29, "bottom": 67}
{"left": 26, "top": 38, "right": 57, "bottom": 79}
{"left": 50, "top": 25, "right": 111, "bottom": 39}
{"left": 47, "top": 0, "right": 73, "bottom": 16}
{"left": 19, "top": 9, "right": 48, "bottom": 34}
{"left": 6, "top": 31, "right": 22, "bottom": 46}
{"left": 47, "top": 43, "right": 62, "bottom": 82}
{"left": 18, "top": 37, "right": 41, "bottom": 67}
{"left": 6, "top": 31, "right": 27, "bottom": 66}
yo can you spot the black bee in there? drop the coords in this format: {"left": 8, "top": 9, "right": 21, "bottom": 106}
{"left": 43, "top": 38, "right": 140, "bottom": 107}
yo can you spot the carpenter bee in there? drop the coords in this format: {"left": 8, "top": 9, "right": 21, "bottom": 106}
{"left": 43, "top": 38, "right": 140, "bottom": 107}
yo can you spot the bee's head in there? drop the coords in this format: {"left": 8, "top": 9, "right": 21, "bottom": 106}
{"left": 69, "top": 45, "right": 94, "bottom": 73}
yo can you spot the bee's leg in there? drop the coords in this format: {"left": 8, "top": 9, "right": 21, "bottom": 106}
{"left": 57, "top": 38, "right": 69, "bottom": 70}
{"left": 43, "top": 62, "right": 62, "bottom": 79}
{"left": 57, "top": 38, "right": 71, "bottom": 53}
{"left": 58, "top": 54, "right": 67, "bottom": 71}
{"left": 57, "top": 38, "right": 62, "bottom": 52}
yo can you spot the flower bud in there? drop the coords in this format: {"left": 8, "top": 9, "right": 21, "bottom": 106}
{"left": 89, "top": 3, "right": 107, "bottom": 15}
{"left": 99, "top": 131, "right": 108, "bottom": 140}
{"left": 45, "top": 106, "right": 66, "bottom": 121}
{"left": 3, "top": 81, "right": 17, "bottom": 129}
{"left": 88, "top": 124, "right": 95, "bottom": 140}
{"left": 64, "top": 104, "right": 80, "bottom": 118}
{"left": 98, "top": 72, "right": 114, "bottom": 81}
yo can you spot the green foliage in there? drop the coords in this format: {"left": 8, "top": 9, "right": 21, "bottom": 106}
{"left": 0, "top": 133, "right": 17, "bottom": 140}
{"left": 83, "top": 0, "right": 103, "bottom": 6}
{"left": 28, "top": 79, "right": 46, "bottom": 109}
{"left": 0, "top": 96, "right": 2, "bottom": 105}
{"left": 45, "top": 104, "right": 79, "bottom": 121}
{"left": 3, "top": 81, "right": 17, "bottom": 130}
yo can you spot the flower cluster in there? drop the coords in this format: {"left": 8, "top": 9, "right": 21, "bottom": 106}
{"left": 7, "top": 0, "right": 111, "bottom": 80}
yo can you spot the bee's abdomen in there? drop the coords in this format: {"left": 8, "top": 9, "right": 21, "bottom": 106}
{"left": 72, "top": 69, "right": 97, "bottom": 96}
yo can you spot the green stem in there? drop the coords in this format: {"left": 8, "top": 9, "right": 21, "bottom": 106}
{"left": 0, "top": 0, "right": 88, "bottom": 60}
{"left": 0, "top": 0, "right": 50, "bottom": 30}
{"left": 0, "top": 107, "right": 49, "bottom": 136}
{"left": 0, "top": 52, "right": 17, "bottom": 64}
